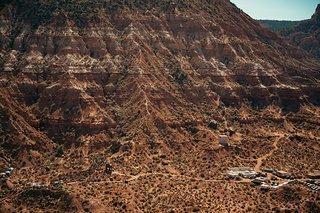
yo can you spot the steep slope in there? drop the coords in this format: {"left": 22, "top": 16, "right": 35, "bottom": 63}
{"left": 0, "top": 0, "right": 319, "bottom": 162}
{"left": 0, "top": 89, "right": 55, "bottom": 167}
{"left": 281, "top": 4, "right": 320, "bottom": 58}
{"left": 0, "top": 1, "right": 320, "bottom": 211}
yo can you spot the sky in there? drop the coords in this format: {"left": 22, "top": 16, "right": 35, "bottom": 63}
{"left": 230, "top": 0, "right": 319, "bottom": 21}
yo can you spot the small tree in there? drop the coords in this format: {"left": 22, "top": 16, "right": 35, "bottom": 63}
{"left": 55, "top": 145, "right": 64, "bottom": 157}
{"left": 110, "top": 141, "right": 121, "bottom": 154}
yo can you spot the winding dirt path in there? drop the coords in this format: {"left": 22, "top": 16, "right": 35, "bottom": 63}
{"left": 65, "top": 170, "right": 251, "bottom": 186}
{"left": 254, "top": 134, "right": 285, "bottom": 172}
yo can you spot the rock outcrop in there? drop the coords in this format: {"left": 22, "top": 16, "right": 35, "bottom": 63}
{"left": 0, "top": 0, "right": 319, "bottom": 163}
{"left": 1, "top": 1, "right": 320, "bottom": 212}
{"left": 281, "top": 4, "right": 320, "bottom": 58}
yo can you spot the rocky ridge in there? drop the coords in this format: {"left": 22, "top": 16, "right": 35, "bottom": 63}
{"left": 281, "top": 4, "right": 320, "bottom": 58}
{"left": 0, "top": 0, "right": 319, "bottom": 163}
{"left": 0, "top": 1, "right": 320, "bottom": 211}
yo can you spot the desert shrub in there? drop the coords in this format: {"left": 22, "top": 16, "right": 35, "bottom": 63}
{"left": 55, "top": 145, "right": 64, "bottom": 157}
{"left": 110, "top": 141, "right": 121, "bottom": 154}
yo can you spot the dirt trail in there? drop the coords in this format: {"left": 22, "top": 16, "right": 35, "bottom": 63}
{"left": 19, "top": 136, "right": 289, "bottom": 189}
{"left": 126, "top": 171, "right": 206, "bottom": 182}
{"left": 118, "top": 171, "right": 251, "bottom": 183}
{"left": 254, "top": 134, "right": 285, "bottom": 172}
{"left": 65, "top": 170, "right": 249, "bottom": 186}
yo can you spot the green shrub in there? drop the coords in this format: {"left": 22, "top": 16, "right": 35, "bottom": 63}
{"left": 55, "top": 145, "right": 64, "bottom": 157}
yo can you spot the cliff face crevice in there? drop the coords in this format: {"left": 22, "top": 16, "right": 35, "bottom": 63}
{"left": 0, "top": 0, "right": 319, "bottom": 165}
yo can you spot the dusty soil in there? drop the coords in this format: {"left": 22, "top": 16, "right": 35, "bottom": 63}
{"left": 0, "top": 0, "right": 320, "bottom": 212}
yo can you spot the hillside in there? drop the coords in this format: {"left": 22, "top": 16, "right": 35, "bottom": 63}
{"left": 280, "top": 4, "right": 320, "bottom": 58}
{"left": 257, "top": 20, "right": 303, "bottom": 31}
{"left": 0, "top": 0, "right": 320, "bottom": 212}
